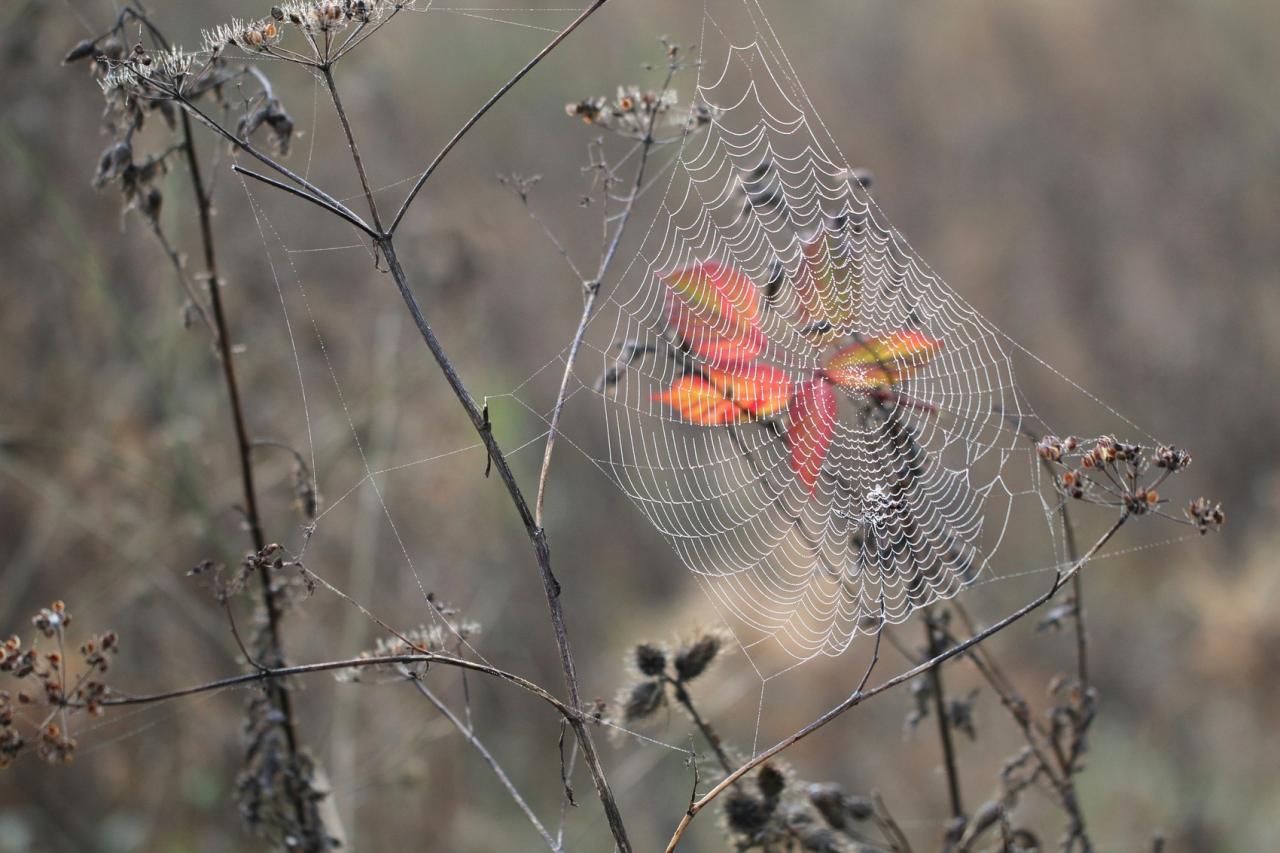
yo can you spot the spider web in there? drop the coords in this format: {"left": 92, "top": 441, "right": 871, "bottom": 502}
{"left": 544, "top": 3, "right": 1030, "bottom": 667}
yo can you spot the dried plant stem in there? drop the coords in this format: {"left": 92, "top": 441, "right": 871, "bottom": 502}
{"left": 666, "top": 677, "right": 733, "bottom": 775}
{"left": 1065, "top": 510, "right": 1088, "bottom": 690}
{"left": 663, "top": 513, "right": 1129, "bottom": 851}
{"left": 872, "top": 790, "right": 914, "bottom": 853}
{"left": 405, "top": 674, "right": 558, "bottom": 850}
{"left": 319, "top": 63, "right": 384, "bottom": 233}
{"left": 99, "top": 652, "right": 570, "bottom": 715}
{"left": 389, "top": 0, "right": 612, "bottom": 234}
{"left": 923, "top": 611, "right": 965, "bottom": 822}
{"left": 176, "top": 106, "right": 319, "bottom": 841}
{"left": 376, "top": 238, "right": 631, "bottom": 851}
{"left": 535, "top": 61, "right": 675, "bottom": 526}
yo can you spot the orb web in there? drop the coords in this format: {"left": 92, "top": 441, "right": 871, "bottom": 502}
{"left": 592, "top": 4, "right": 1030, "bottom": 663}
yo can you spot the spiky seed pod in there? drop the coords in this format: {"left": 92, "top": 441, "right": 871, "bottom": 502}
{"left": 634, "top": 643, "right": 667, "bottom": 677}
{"left": 723, "top": 789, "right": 770, "bottom": 835}
{"left": 674, "top": 633, "right": 721, "bottom": 682}
{"left": 621, "top": 679, "right": 665, "bottom": 722}
{"left": 64, "top": 40, "right": 97, "bottom": 64}
{"left": 757, "top": 763, "right": 787, "bottom": 800}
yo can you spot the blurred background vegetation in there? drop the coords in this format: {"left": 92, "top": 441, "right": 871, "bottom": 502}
{"left": 1, "top": 0, "right": 1277, "bottom": 850}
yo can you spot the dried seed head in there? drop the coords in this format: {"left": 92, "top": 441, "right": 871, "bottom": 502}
{"left": 1186, "top": 497, "right": 1225, "bottom": 534}
{"left": 1153, "top": 445, "right": 1192, "bottom": 472}
{"left": 621, "top": 679, "right": 665, "bottom": 722}
{"left": 723, "top": 789, "right": 771, "bottom": 835}
{"left": 64, "top": 39, "right": 97, "bottom": 64}
{"left": 633, "top": 643, "right": 667, "bottom": 677}
{"left": 674, "top": 632, "right": 723, "bottom": 682}
{"left": 1036, "top": 435, "right": 1063, "bottom": 462}
{"left": 756, "top": 762, "right": 786, "bottom": 800}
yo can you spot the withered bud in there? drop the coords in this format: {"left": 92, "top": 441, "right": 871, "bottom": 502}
{"left": 621, "top": 679, "right": 665, "bottom": 722}
{"left": 723, "top": 789, "right": 771, "bottom": 835}
{"left": 1036, "top": 436, "right": 1062, "bottom": 462}
{"left": 1153, "top": 445, "right": 1191, "bottom": 472}
{"left": 634, "top": 643, "right": 667, "bottom": 677}
{"left": 271, "top": 5, "right": 285, "bottom": 20}
{"left": 64, "top": 39, "right": 97, "bottom": 64}
{"left": 756, "top": 763, "right": 786, "bottom": 800}
{"left": 1186, "top": 497, "right": 1225, "bottom": 534}
{"left": 674, "top": 633, "right": 722, "bottom": 682}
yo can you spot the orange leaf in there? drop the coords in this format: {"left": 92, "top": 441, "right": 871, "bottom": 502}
{"left": 653, "top": 365, "right": 793, "bottom": 425}
{"left": 662, "top": 261, "right": 766, "bottom": 368}
{"left": 711, "top": 364, "right": 793, "bottom": 419}
{"left": 825, "top": 331, "right": 941, "bottom": 391}
{"left": 652, "top": 375, "right": 740, "bottom": 425}
{"left": 787, "top": 377, "right": 837, "bottom": 494}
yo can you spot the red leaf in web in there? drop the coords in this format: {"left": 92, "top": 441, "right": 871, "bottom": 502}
{"left": 786, "top": 376, "right": 837, "bottom": 495}
{"left": 661, "top": 261, "right": 767, "bottom": 369}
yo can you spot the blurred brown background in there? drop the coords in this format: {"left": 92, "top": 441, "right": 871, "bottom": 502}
{"left": 2, "top": 0, "right": 1277, "bottom": 850}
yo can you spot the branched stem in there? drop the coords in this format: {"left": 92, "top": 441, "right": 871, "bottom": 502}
{"left": 535, "top": 60, "right": 676, "bottom": 526}
{"left": 389, "top": 0, "right": 612, "bottom": 234}
{"left": 376, "top": 237, "right": 630, "bottom": 851}
{"left": 177, "top": 103, "right": 319, "bottom": 843}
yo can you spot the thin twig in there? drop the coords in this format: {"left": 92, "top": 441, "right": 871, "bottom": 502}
{"left": 97, "top": 652, "right": 571, "bottom": 716}
{"left": 318, "top": 63, "right": 384, "bottom": 234}
{"left": 389, "top": 0, "right": 612, "bottom": 234}
{"left": 404, "top": 673, "right": 557, "bottom": 851}
{"left": 231, "top": 164, "right": 380, "bottom": 238}
{"left": 376, "top": 237, "right": 631, "bottom": 851}
{"left": 534, "top": 60, "right": 676, "bottom": 526}
{"left": 666, "top": 677, "right": 733, "bottom": 775}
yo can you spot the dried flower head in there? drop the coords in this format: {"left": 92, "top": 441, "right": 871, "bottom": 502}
{"left": 620, "top": 679, "right": 666, "bottom": 722}
{"left": 1186, "top": 497, "right": 1225, "bottom": 534}
{"left": 674, "top": 630, "right": 727, "bottom": 682}
{"left": 634, "top": 642, "right": 668, "bottom": 677}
